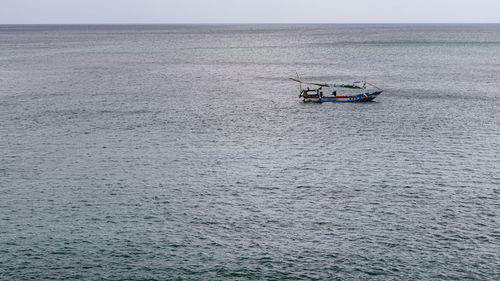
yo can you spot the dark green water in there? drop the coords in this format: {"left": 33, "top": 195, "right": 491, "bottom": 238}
{"left": 0, "top": 24, "right": 499, "bottom": 280}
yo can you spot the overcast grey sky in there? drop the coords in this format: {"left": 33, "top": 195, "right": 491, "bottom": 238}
{"left": 1, "top": 0, "right": 499, "bottom": 24}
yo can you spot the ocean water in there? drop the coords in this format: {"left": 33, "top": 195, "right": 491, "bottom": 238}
{"left": 0, "top": 24, "right": 499, "bottom": 280}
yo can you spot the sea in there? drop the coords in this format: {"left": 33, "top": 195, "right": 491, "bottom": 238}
{"left": 0, "top": 24, "right": 499, "bottom": 280}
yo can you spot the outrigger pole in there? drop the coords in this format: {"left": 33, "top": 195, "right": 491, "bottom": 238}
{"left": 290, "top": 74, "right": 381, "bottom": 91}
{"left": 365, "top": 82, "right": 382, "bottom": 91}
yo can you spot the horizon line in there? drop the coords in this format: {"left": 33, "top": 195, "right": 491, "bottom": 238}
{"left": 1, "top": 22, "right": 500, "bottom": 25}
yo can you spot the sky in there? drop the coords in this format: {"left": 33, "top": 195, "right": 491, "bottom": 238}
{"left": 1, "top": 0, "right": 499, "bottom": 24}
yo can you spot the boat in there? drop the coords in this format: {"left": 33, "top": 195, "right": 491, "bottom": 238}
{"left": 290, "top": 75, "right": 383, "bottom": 103}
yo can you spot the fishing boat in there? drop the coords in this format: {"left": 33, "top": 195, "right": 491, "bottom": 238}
{"left": 290, "top": 76, "right": 383, "bottom": 103}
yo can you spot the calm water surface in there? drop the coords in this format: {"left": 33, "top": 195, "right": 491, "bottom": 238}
{"left": 1, "top": 24, "right": 499, "bottom": 280}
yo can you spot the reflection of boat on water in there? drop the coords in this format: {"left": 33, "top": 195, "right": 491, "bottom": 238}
{"left": 290, "top": 76, "right": 383, "bottom": 103}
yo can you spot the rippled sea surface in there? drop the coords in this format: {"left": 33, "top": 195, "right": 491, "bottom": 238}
{"left": 1, "top": 24, "right": 499, "bottom": 280}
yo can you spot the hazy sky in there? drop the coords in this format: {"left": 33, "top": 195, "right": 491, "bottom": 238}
{"left": 1, "top": 0, "right": 499, "bottom": 24}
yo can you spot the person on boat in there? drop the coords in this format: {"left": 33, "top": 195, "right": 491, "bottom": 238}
{"left": 332, "top": 90, "right": 337, "bottom": 96}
